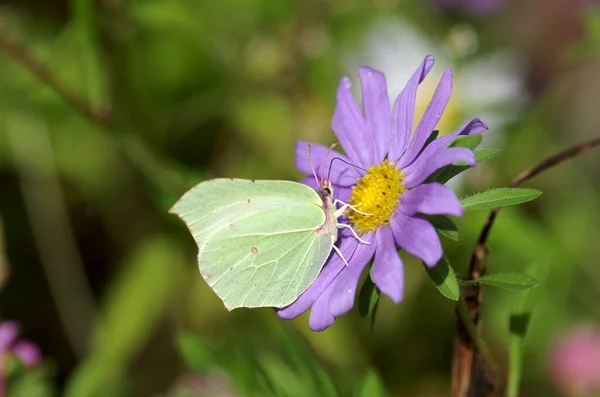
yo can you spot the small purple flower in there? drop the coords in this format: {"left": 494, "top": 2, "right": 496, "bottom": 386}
{"left": 0, "top": 321, "right": 40, "bottom": 367}
{"left": 277, "top": 56, "right": 487, "bottom": 331}
{"left": 0, "top": 320, "right": 41, "bottom": 394}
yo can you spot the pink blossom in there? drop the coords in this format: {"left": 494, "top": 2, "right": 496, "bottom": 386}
{"left": 548, "top": 324, "right": 600, "bottom": 395}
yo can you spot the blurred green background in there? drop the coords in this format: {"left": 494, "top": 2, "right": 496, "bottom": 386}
{"left": 1, "top": 0, "right": 599, "bottom": 396}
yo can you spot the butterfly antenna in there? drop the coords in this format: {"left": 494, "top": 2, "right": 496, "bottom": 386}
{"left": 328, "top": 157, "right": 368, "bottom": 181}
{"left": 321, "top": 143, "right": 339, "bottom": 184}
{"left": 306, "top": 145, "right": 320, "bottom": 187}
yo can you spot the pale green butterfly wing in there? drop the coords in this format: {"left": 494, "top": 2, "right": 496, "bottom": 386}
{"left": 169, "top": 178, "right": 338, "bottom": 310}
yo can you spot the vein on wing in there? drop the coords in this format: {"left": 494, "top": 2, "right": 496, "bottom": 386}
{"left": 279, "top": 236, "right": 318, "bottom": 305}
{"left": 191, "top": 204, "right": 320, "bottom": 238}
{"left": 235, "top": 266, "right": 259, "bottom": 308}
{"left": 177, "top": 196, "right": 304, "bottom": 221}
{"left": 199, "top": 233, "right": 273, "bottom": 272}
{"left": 225, "top": 229, "right": 316, "bottom": 239}
{"left": 209, "top": 252, "right": 252, "bottom": 288}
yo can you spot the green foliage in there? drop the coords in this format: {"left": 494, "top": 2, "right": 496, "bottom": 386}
{"left": 64, "top": 237, "right": 187, "bottom": 397}
{"left": 507, "top": 261, "right": 549, "bottom": 397}
{"left": 449, "top": 134, "right": 483, "bottom": 150}
{"left": 461, "top": 272, "right": 539, "bottom": 291}
{"left": 4, "top": 363, "right": 56, "bottom": 397}
{"left": 422, "top": 215, "right": 459, "bottom": 241}
{"left": 175, "top": 331, "right": 217, "bottom": 374}
{"left": 423, "top": 258, "right": 460, "bottom": 301}
{"left": 358, "top": 273, "right": 381, "bottom": 330}
{"left": 427, "top": 147, "right": 500, "bottom": 184}
{"left": 174, "top": 327, "right": 351, "bottom": 397}
{"left": 354, "top": 370, "right": 388, "bottom": 397}
{"left": 460, "top": 188, "right": 543, "bottom": 212}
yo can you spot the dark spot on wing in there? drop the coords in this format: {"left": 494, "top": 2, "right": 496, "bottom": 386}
{"left": 229, "top": 178, "right": 234, "bottom": 180}
{"left": 381, "top": 192, "right": 386, "bottom": 195}
{"left": 247, "top": 199, "right": 251, "bottom": 203}
{"left": 251, "top": 179, "right": 256, "bottom": 182}
{"left": 229, "top": 224, "right": 237, "bottom": 231}
{"left": 251, "top": 247, "right": 258, "bottom": 254}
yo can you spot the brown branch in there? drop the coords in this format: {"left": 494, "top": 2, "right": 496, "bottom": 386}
{"left": 451, "top": 135, "right": 600, "bottom": 397}
{"left": 0, "top": 25, "right": 112, "bottom": 126}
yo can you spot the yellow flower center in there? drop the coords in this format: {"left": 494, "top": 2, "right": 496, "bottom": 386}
{"left": 347, "top": 161, "right": 407, "bottom": 235}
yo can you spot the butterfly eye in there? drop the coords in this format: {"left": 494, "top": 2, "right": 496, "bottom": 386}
{"left": 324, "top": 187, "right": 332, "bottom": 195}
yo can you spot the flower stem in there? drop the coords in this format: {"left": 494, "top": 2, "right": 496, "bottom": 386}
{"left": 0, "top": 25, "right": 111, "bottom": 126}
{"left": 456, "top": 296, "right": 499, "bottom": 377}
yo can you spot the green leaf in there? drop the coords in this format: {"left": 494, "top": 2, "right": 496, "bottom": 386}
{"left": 428, "top": 149, "right": 500, "bottom": 184}
{"left": 454, "top": 149, "right": 501, "bottom": 166}
{"left": 64, "top": 237, "right": 186, "bottom": 397}
{"left": 449, "top": 134, "right": 482, "bottom": 150}
{"left": 354, "top": 369, "right": 388, "bottom": 397}
{"left": 418, "top": 130, "right": 440, "bottom": 157}
{"left": 421, "top": 215, "right": 458, "bottom": 241}
{"left": 271, "top": 324, "right": 338, "bottom": 397}
{"left": 424, "top": 258, "right": 460, "bottom": 301}
{"left": 475, "top": 149, "right": 501, "bottom": 163}
{"left": 461, "top": 272, "right": 539, "bottom": 291}
{"left": 460, "top": 188, "right": 542, "bottom": 212}
{"left": 507, "top": 260, "right": 548, "bottom": 397}
{"left": 426, "top": 129, "right": 440, "bottom": 144}
{"left": 175, "top": 330, "right": 216, "bottom": 374}
{"left": 358, "top": 274, "right": 381, "bottom": 330}
{"left": 358, "top": 275, "right": 380, "bottom": 318}
{"left": 369, "top": 295, "right": 380, "bottom": 331}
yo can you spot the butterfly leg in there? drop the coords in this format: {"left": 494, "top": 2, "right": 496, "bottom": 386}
{"left": 332, "top": 244, "right": 350, "bottom": 266}
{"left": 333, "top": 199, "right": 372, "bottom": 218}
{"left": 337, "top": 223, "right": 370, "bottom": 245}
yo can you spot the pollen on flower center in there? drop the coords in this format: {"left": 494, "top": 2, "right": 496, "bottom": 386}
{"left": 347, "top": 161, "right": 407, "bottom": 235}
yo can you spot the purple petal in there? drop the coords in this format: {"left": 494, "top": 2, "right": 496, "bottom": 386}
{"left": 299, "top": 176, "right": 319, "bottom": 190}
{"left": 391, "top": 212, "right": 442, "bottom": 267}
{"left": 389, "top": 56, "right": 435, "bottom": 161}
{"left": 397, "top": 68, "right": 454, "bottom": 169}
{"left": 12, "top": 341, "right": 41, "bottom": 367}
{"left": 332, "top": 77, "right": 373, "bottom": 168}
{"left": 276, "top": 230, "right": 359, "bottom": 319}
{"left": 454, "top": 117, "right": 488, "bottom": 136}
{"left": 334, "top": 186, "right": 353, "bottom": 203}
{"left": 294, "top": 141, "right": 360, "bottom": 186}
{"left": 402, "top": 147, "right": 476, "bottom": 188}
{"left": 398, "top": 183, "right": 463, "bottom": 217}
{"left": 402, "top": 118, "right": 487, "bottom": 169}
{"left": 308, "top": 284, "right": 336, "bottom": 331}
{"left": 372, "top": 227, "right": 404, "bottom": 304}
{"left": 0, "top": 321, "right": 19, "bottom": 353}
{"left": 329, "top": 233, "right": 377, "bottom": 317}
{"left": 359, "top": 67, "right": 391, "bottom": 163}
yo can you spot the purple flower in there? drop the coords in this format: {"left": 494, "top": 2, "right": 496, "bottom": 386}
{"left": 276, "top": 56, "right": 487, "bottom": 331}
{"left": 0, "top": 320, "right": 41, "bottom": 394}
{"left": 0, "top": 321, "right": 41, "bottom": 367}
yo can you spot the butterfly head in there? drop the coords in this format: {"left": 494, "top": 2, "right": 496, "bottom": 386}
{"left": 319, "top": 179, "right": 334, "bottom": 198}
